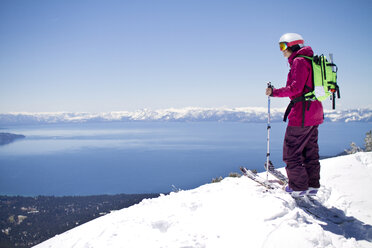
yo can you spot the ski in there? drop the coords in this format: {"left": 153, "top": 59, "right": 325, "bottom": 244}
{"left": 264, "top": 161, "right": 288, "bottom": 185}
{"left": 240, "top": 167, "right": 278, "bottom": 190}
{"left": 240, "top": 166, "right": 349, "bottom": 225}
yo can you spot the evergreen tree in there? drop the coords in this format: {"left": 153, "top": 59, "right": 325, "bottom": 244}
{"left": 345, "top": 142, "right": 363, "bottom": 154}
{"left": 365, "top": 130, "right": 372, "bottom": 152}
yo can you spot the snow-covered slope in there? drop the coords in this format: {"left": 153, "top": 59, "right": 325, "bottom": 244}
{"left": 1, "top": 107, "right": 371, "bottom": 124}
{"left": 34, "top": 152, "right": 372, "bottom": 248}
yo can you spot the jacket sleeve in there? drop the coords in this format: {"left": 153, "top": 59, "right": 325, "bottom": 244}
{"left": 272, "top": 58, "right": 310, "bottom": 98}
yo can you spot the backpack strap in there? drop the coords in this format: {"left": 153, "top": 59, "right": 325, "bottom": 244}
{"left": 283, "top": 55, "right": 314, "bottom": 127}
{"left": 283, "top": 96, "right": 308, "bottom": 127}
{"left": 296, "top": 55, "right": 313, "bottom": 61}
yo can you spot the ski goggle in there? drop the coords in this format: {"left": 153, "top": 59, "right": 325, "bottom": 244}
{"left": 279, "top": 42, "right": 288, "bottom": 51}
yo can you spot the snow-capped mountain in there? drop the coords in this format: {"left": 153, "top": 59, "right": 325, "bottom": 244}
{"left": 1, "top": 107, "right": 371, "bottom": 125}
{"left": 34, "top": 152, "right": 372, "bottom": 248}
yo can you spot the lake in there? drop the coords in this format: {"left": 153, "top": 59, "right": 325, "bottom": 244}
{"left": 0, "top": 122, "right": 370, "bottom": 196}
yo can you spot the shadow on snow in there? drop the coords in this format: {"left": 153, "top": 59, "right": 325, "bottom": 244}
{"left": 296, "top": 197, "right": 372, "bottom": 242}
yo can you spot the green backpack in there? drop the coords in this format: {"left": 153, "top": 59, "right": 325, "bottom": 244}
{"left": 297, "top": 54, "right": 340, "bottom": 108}
{"left": 283, "top": 54, "right": 340, "bottom": 126}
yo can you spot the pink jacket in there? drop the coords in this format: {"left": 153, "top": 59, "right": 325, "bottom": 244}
{"left": 272, "top": 46, "right": 324, "bottom": 126}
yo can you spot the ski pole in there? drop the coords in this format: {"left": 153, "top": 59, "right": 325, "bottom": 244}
{"left": 266, "top": 82, "right": 272, "bottom": 181}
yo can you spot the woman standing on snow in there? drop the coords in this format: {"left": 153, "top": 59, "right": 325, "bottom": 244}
{"left": 266, "top": 33, "right": 323, "bottom": 198}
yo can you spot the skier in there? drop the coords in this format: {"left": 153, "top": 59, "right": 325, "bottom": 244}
{"left": 266, "top": 33, "right": 322, "bottom": 197}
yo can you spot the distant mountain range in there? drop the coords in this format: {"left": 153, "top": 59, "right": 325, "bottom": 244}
{"left": 0, "top": 107, "right": 371, "bottom": 125}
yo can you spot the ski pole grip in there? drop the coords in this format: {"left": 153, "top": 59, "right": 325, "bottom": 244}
{"left": 267, "top": 82, "right": 273, "bottom": 96}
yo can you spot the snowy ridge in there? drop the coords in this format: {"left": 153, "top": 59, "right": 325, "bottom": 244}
{"left": 324, "top": 108, "right": 372, "bottom": 122}
{"left": 34, "top": 152, "right": 372, "bottom": 248}
{"left": 1, "top": 107, "right": 372, "bottom": 125}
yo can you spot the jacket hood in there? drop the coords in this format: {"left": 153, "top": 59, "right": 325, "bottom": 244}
{"left": 288, "top": 46, "right": 314, "bottom": 66}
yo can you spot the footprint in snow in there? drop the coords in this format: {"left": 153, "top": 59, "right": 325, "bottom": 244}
{"left": 152, "top": 220, "right": 172, "bottom": 233}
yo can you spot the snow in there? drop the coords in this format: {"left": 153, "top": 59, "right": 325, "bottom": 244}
{"left": 34, "top": 152, "right": 372, "bottom": 248}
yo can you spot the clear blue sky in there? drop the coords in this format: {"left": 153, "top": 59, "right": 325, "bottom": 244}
{"left": 1, "top": 0, "right": 371, "bottom": 112}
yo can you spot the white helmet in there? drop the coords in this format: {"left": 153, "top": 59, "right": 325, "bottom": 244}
{"left": 279, "top": 33, "right": 304, "bottom": 48}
